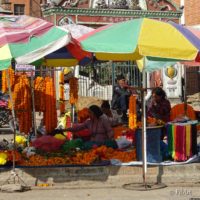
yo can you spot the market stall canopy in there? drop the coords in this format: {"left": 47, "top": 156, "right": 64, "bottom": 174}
{"left": 77, "top": 18, "right": 200, "bottom": 63}
{"left": 136, "top": 57, "right": 177, "bottom": 72}
{"left": 137, "top": 25, "right": 200, "bottom": 70}
{"left": 43, "top": 24, "right": 94, "bottom": 67}
{"left": 0, "top": 15, "right": 71, "bottom": 70}
{"left": 181, "top": 25, "right": 200, "bottom": 66}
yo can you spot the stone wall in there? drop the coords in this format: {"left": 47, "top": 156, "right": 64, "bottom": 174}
{"left": 173, "top": 0, "right": 200, "bottom": 25}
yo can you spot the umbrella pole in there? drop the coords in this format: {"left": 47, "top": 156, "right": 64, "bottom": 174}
{"left": 6, "top": 69, "right": 17, "bottom": 173}
{"left": 71, "top": 104, "right": 75, "bottom": 125}
{"left": 142, "top": 70, "right": 147, "bottom": 187}
{"left": 30, "top": 71, "right": 37, "bottom": 136}
{"left": 183, "top": 65, "right": 187, "bottom": 117}
{"left": 4, "top": 69, "right": 27, "bottom": 186}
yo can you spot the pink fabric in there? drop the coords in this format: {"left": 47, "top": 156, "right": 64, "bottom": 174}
{"left": 0, "top": 100, "right": 7, "bottom": 107}
{"left": 67, "top": 114, "right": 114, "bottom": 143}
{"left": 0, "top": 15, "right": 53, "bottom": 46}
{"left": 77, "top": 24, "right": 113, "bottom": 42}
{"left": 32, "top": 135, "right": 65, "bottom": 152}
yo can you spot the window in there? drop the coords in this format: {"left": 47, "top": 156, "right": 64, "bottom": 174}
{"left": 14, "top": 4, "right": 25, "bottom": 15}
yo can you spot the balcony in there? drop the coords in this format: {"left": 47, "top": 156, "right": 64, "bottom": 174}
{"left": 1, "top": 0, "right": 10, "bottom": 3}
{"left": 0, "top": 0, "right": 12, "bottom": 12}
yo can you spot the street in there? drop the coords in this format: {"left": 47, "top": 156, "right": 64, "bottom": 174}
{"left": 0, "top": 187, "right": 200, "bottom": 200}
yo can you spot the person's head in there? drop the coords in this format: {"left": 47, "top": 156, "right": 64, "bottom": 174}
{"left": 101, "top": 100, "right": 111, "bottom": 113}
{"left": 116, "top": 74, "right": 126, "bottom": 87}
{"left": 89, "top": 105, "right": 103, "bottom": 119}
{"left": 152, "top": 87, "right": 167, "bottom": 103}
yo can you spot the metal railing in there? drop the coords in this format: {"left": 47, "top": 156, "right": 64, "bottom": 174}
{"left": 78, "top": 61, "right": 142, "bottom": 100}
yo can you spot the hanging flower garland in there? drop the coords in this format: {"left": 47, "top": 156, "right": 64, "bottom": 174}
{"left": 69, "top": 77, "right": 78, "bottom": 105}
{"left": 34, "top": 77, "right": 45, "bottom": 112}
{"left": 59, "top": 71, "right": 65, "bottom": 114}
{"left": 43, "top": 76, "right": 57, "bottom": 134}
{"left": 1, "top": 68, "right": 15, "bottom": 93}
{"left": 128, "top": 95, "right": 137, "bottom": 130}
{"left": 10, "top": 74, "right": 32, "bottom": 134}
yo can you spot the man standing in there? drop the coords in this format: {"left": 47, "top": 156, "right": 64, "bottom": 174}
{"left": 111, "top": 74, "right": 130, "bottom": 123}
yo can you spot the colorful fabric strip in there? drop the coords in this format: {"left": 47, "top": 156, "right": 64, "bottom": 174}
{"left": 185, "top": 125, "right": 191, "bottom": 158}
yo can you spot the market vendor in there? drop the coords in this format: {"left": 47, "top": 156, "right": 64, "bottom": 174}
{"left": 147, "top": 87, "right": 171, "bottom": 123}
{"left": 146, "top": 87, "right": 171, "bottom": 160}
{"left": 63, "top": 105, "right": 114, "bottom": 144}
{"left": 101, "top": 100, "right": 122, "bottom": 126}
{"left": 111, "top": 74, "right": 131, "bottom": 123}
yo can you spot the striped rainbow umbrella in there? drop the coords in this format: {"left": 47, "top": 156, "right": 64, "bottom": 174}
{"left": 136, "top": 25, "right": 200, "bottom": 71}
{"left": 0, "top": 15, "right": 70, "bottom": 70}
{"left": 77, "top": 18, "right": 200, "bottom": 187}
{"left": 44, "top": 24, "right": 94, "bottom": 67}
{"left": 78, "top": 18, "right": 200, "bottom": 62}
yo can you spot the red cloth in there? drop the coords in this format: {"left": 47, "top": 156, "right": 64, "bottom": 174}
{"left": 72, "top": 124, "right": 91, "bottom": 137}
{"left": 174, "top": 125, "right": 186, "bottom": 161}
{"left": 67, "top": 39, "right": 92, "bottom": 61}
{"left": 32, "top": 135, "right": 65, "bottom": 152}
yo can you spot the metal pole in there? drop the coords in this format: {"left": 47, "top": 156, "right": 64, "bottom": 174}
{"left": 111, "top": 61, "right": 115, "bottom": 90}
{"left": 6, "top": 69, "right": 17, "bottom": 174}
{"left": 71, "top": 104, "right": 75, "bottom": 125}
{"left": 71, "top": 68, "right": 77, "bottom": 126}
{"left": 183, "top": 65, "right": 187, "bottom": 116}
{"left": 30, "top": 71, "right": 37, "bottom": 136}
{"left": 142, "top": 69, "right": 147, "bottom": 187}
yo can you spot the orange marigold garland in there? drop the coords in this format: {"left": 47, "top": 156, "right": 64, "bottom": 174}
{"left": 18, "top": 146, "right": 136, "bottom": 166}
{"left": 43, "top": 76, "right": 57, "bottom": 134}
{"left": 69, "top": 77, "right": 78, "bottom": 105}
{"left": 10, "top": 74, "right": 32, "bottom": 134}
{"left": 1, "top": 70, "right": 7, "bottom": 93}
{"left": 59, "top": 71, "right": 65, "bottom": 114}
{"left": 128, "top": 95, "right": 137, "bottom": 130}
{"left": 34, "top": 77, "right": 45, "bottom": 112}
{"left": 1, "top": 68, "right": 15, "bottom": 93}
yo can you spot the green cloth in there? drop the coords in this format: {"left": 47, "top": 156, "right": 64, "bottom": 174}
{"left": 167, "top": 124, "right": 173, "bottom": 158}
{"left": 172, "top": 125, "right": 176, "bottom": 159}
{"left": 62, "top": 139, "right": 84, "bottom": 152}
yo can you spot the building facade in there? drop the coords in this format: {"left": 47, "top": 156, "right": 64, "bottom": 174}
{"left": 41, "top": 0, "right": 182, "bottom": 26}
{"left": 173, "top": 0, "right": 200, "bottom": 97}
{"left": 173, "top": 0, "right": 200, "bottom": 25}
{"left": 0, "top": 0, "right": 42, "bottom": 17}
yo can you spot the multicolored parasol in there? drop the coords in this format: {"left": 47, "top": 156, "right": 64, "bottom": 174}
{"left": 76, "top": 18, "right": 200, "bottom": 187}
{"left": 43, "top": 24, "right": 93, "bottom": 67}
{"left": 0, "top": 15, "right": 70, "bottom": 70}
{"left": 78, "top": 18, "right": 200, "bottom": 62}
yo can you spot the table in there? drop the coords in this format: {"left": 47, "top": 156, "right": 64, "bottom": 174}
{"left": 136, "top": 126, "right": 163, "bottom": 163}
{"left": 166, "top": 120, "right": 198, "bottom": 161}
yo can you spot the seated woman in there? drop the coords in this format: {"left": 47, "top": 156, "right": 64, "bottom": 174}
{"left": 147, "top": 87, "right": 171, "bottom": 123}
{"left": 101, "top": 100, "right": 122, "bottom": 126}
{"left": 147, "top": 87, "right": 171, "bottom": 159}
{"left": 64, "top": 105, "right": 114, "bottom": 145}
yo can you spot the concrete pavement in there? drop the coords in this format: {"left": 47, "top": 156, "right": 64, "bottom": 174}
{"left": 0, "top": 187, "right": 200, "bottom": 200}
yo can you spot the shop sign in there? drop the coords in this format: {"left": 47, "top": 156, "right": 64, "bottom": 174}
{"left": 162, "top": 63, "right": 182, "bottom": 98}
{"left": 15, "top": 64, "right": 35, "bottom": 77}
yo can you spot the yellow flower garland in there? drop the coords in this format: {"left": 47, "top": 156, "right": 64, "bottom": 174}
{"left": 128, "top": 95, "right": 137, "bottom": 130}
